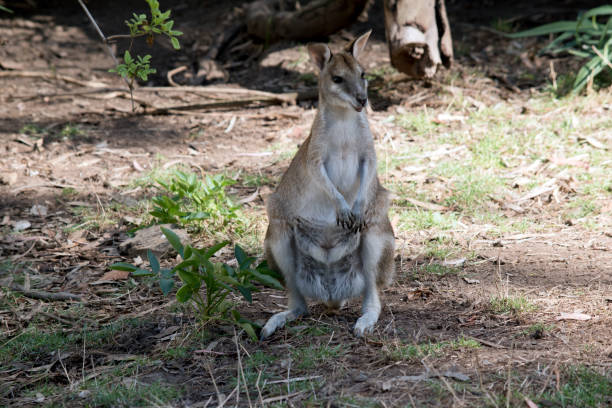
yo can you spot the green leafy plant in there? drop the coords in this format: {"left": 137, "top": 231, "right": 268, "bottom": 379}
{"left": 150, "top": 170, "right": 239, "bottom": 230}
{"left": 110, "top": 228, "right": 283, "bottom": 340}
{"left": 78, "top": 0, "right": 182, "bottom": 110}
{"left": 124, "top": 0, "right": 183, "bottom": 50}
{"left": 507, "top": 5, "right": 612, "bottom": 94}
{"left": 109, "top": 51, "right": 156, "bottom": 82}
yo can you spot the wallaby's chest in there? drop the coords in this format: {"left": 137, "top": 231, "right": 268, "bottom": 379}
{"left": 322, "top": 120, "right": 364, "bottom": 193}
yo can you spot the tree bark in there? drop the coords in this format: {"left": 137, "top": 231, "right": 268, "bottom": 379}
{"left": 383, "top": 0, "right": 453, "bottom": 78}
{"left": 246, "top": 0, "right": 369, "bottom": 42}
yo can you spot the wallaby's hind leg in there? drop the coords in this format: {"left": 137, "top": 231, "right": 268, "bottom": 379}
{"left": 353, "top": 218, "right": 395, "bottom": 337}
{"left": 260, "top": 220, "right": 308, "bottom": 340}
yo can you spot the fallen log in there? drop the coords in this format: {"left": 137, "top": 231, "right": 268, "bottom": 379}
{"left": 245, "top": 0, "right": 369, "bottom": 42}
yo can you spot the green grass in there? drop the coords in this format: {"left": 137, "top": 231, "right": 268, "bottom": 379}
{"left": 161, "top": 346, "right": 189, "bottom": 360}
{"left": 418, "top": 263, "right": 459, "bottom": 277}
{"left": 385, "top": 336, "right": 480, "bottom": 362}
{"left": 491, "top": 366, "right": 612, "bottom": 408}
{"left": 489, "top": 295, "right": 536, "bottom": 315}
{"left": 0, "top": 319, "right": 148, "bottom": 365}
{"left": 395, "top": 208, "right": 458, "bottom": 232}
{"left": 287, "top": 322, "right": 333, "bottom": 336}
{"left": 86, "top": 379, "right": 181, "bottom": 407}
{"left": 291, "top": 344, "right": 345, "bottom": 370}
{"left": 397, "top": 110, "right": 440, "bottom": 137}
{"left": 423, "top": 235, "right": 459, "bottom": 260}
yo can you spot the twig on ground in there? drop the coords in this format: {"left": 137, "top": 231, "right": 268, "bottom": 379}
{"left": 467, "top": 336, "right": 508, "bottom": 349}
{"left": 260, "top": 391, "right": 306, "bottom": 404}
{"left": 0, "top": 70, "right": 108, "bottom": 88}
{"left": 167, "top": 66, "right": 188, "bottom": 87}
{"left": 267, "top": 375, "right": 322, "bottom": 385}
{"left": 13, "top": 182, "right": 80, "bottom": 194}
{"left": 8, "top": 284, "right": 82, "bottom": 302}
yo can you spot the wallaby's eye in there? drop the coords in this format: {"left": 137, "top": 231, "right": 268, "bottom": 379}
{"left": 332, "top": 76, "right": 343, "bottom": 84}
{"left": 361, "top": 71, "right": 365, "bottom": 79}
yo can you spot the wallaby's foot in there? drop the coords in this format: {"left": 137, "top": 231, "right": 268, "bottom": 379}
{"left": 353, "top": 311, "right": 379, "bottom": 337}
{"left": 260, "top": 308, "right": 307, "bottom": 340}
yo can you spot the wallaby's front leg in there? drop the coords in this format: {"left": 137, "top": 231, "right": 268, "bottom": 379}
{"left": 314, "top": 162, "right": 355, "bottom": 229}
{"left": 351, "top": 157, "right": 374, "bottom": 232}
{"left": 261, "top": 222, "right": 308, "bottom": 340}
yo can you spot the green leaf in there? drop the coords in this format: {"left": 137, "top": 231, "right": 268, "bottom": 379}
{"left": 161, "top": 226, "right": 184, "bottom": 258}
{"left": 160, "top": 278, "right": 174, "bottom": 295}
{"left": 583, "top": 5, "right": 612, "bottom": 19}
{"left": 204, "top": 241, "right": 229, "bottom": 259}
{"left": 236, "top": 285, "right": 253, "bottom": 302}
{"left": 175, "top": 259, "right": 200, "bottom": 270}
{"left": 572, "top": 54, "right": 606, "bottom": 93}
{"left": 182, "top": 211, "right": 209, "bottom": 220}
{"left": 183, "top": 245, "right": 193, "bottom": 259}
{"left": 506, "top": 21, "right": 580, "bottom": 38}
{"left": 148, "top": 249, "right": 160, "bottom": 274}
{"left": 171, "top": 37, "right": 180, "bottom": 50}
{"left": 124, "top": 50, "right": 133, "bottom": 64}
{"left": 0, "top": 5, "right": 14, "bottom": 13}
{"left": 160, "top": 268, "right": 174, "bottom": 278}
{"left": 176, "top": 284, "right": 193, "bottom": 302}
{"left": 234, "top": 245, "right": 247, "bottom": 267}
{"left": 239, "top": 322, "right": 258, "bottom": 341}
{"left": 110, "top": 262, "right": 138, "bottom": 272}
{"left": 132, "top": 269, "right": 154, "bottom": 276}
{"left": 178, "top": 269, "right": 201, "bottom": 290}
{"left": 231, "top": 311, "right": 259, "bottom": 341}
{"left": 249, "top": 270, "right": 284, "bottom": 290}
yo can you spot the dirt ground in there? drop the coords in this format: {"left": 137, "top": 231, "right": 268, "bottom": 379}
{"left": 1, "top": 0, "right": 611, "bottom": 407}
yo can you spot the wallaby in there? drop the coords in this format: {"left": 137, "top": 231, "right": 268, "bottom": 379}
{"left": 261, "top": 31, "right": 395, "bottom": 339}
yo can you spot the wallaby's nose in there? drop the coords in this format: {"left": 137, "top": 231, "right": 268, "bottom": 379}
{"left": 357, "top": 96, "right": 367, "bottom": 107}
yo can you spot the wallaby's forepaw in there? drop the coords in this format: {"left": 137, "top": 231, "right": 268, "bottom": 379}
{"left": 336, "top": 207, "right": 356, "bottom": 230}
{"left": 350, "top": 213, "right": 367, "bottom": 233}
{"left": 353, "top": 312, "right": 378, "bottom": 337}
{"left": 350, "top": 201, "right": 367, "bottom": 233}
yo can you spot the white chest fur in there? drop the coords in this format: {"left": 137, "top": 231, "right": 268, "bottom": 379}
{"left": 322, "top": 112, "right": 367, "bottom": 196}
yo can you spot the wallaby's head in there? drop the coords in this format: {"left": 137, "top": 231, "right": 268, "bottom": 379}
{"left": 307, "top": 31, "right": 371, "bottom": 113}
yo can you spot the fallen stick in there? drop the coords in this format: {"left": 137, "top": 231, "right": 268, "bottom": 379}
{"left": 0, "top": 70, "right": 108, "bottom": 88}
{"left": 260, "top": 391, "right": 306, "bottom": 404}
{"left": 467, "top": 336, "right": 507, "bottom": 349}
{"left": 137, "top": 85, "right": 299, "bottom": 103}
{"left": 8, "top": 284, "right": 83, "bottom": 302}
{"left": 144, "top": 97, "right": 297, "bottom": 115}
{"left": 13, "top": 182, "right": 80, "bottom": 194}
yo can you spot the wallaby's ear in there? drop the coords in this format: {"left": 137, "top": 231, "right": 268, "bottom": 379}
{"left": 346, "top": 29, "right": 372, "bottom": 60}
{"left": 307, "top": 43, "right": 331, "bottom": 71}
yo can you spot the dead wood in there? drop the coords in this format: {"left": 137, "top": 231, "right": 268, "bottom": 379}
{"left": 383, "top": 0, "right": 453, "bottom": 78}
{"left": 7, "top": 284, "right": 83, "bottom": 302}
{"left": 0, "top": 70, "right": 108, "bottom": 88}
{"left": 245, "top": 0, "right": 369, "bottom": 42}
